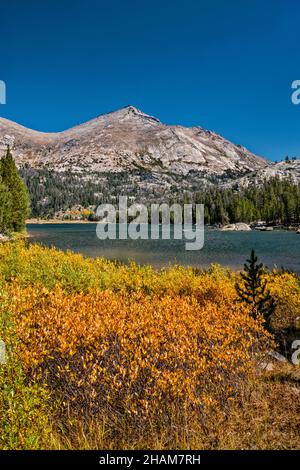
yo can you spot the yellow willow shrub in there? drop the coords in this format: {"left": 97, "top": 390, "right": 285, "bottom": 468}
{"left": 0, "top": 241, "right": 164, "bottom": 295}
{"left": 100, "top": 261, "right": 159, "bottom": 294}
{"left": 144, "top": 264, "right": 236, "bottom": 303}
{"left": 0, "top": 241, "right": 238, "bottom": 303}
{"left": 0, "top": 242, "right": 226, "bottom": 308}
{"left": 0, "top": 241, "right": 113, "bottom": 292}
{"left": 9, "top": 284, "right": 272, "bottom": 423}
{"left": 266, "top": 271, "right": 300, "bottom": 331}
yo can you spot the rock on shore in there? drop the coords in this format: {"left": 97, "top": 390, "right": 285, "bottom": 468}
{"left": 219, "top": 223, "right": 251, "bottom": 231}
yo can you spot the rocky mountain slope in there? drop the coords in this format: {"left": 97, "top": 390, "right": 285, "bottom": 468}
{"left": 233, "top": 159, "right": 300, "bottom": 188}
{"left": 0, "top": 105, "right": 268, "bottom": 176}
{"left": 0, "top": 106, "right": 298, "bottom": 217}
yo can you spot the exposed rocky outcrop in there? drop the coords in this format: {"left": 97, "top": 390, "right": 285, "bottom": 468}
{"left": 1, "top": 106, "right": 299, "bottom": 215}
{"left": 220, "top": 223, "right": 252, "bottom": 232}
{"left": 0, "top": 105, "right": 268, "bottom": 179}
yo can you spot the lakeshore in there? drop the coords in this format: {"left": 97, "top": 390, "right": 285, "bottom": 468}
{"left": 26, "top": 218, "right": 97, "bottom": 224}
{"left": 26, "top": 222, "right": 300, "bottom": 272}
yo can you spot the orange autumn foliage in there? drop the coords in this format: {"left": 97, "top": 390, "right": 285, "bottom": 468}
{"left": 1, "top": 243, "right": 299, "bottom": 449}
{"left": 9, "top": 283, "right": 272, "bottom": 421}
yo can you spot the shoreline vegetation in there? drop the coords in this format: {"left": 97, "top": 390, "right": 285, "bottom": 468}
{"left": 0, "top": 241, "right": 300, "bottom": 450}
{"left": 25, "top": 218, "right": 300, "bottom": 233}
{"left": 26, "top": 218, "right": 97, "bottom": 224}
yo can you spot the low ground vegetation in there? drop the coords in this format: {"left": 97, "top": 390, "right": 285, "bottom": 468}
{"left": 0, "top": 242, "right": 299, "bottom": 449}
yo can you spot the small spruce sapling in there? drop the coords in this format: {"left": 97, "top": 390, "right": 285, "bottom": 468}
{"left": 236, "top": 249, "right": 276, "bottom": 331}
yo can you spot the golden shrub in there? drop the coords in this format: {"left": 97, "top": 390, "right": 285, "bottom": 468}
{"left": 9, "top": 283, "right": 272, "bottom": 422}
{"left": 1, "top": 243, "right": 299, "bottom": 448}
{"left": 266, "top": 271, "right": 300, "bottom": 331}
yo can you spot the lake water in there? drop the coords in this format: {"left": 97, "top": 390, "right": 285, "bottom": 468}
{"left": 27, "top": 223, "right": 300, "bottom": 272}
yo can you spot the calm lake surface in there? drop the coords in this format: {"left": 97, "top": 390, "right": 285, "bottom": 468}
{"left": 27, "top": 223, "right": 300, "bottom": 272}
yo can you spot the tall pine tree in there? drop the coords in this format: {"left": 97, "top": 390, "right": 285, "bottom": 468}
{"left": 0, "top": 181, "right": 12, "bottom": 233}
{"left": 236, "top": 250, "right": 276, "bottom": 331}
{"left": 0, "top": 147, "right": 29, "bottom": 232}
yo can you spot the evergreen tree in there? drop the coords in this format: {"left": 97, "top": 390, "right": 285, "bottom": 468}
{"left": 0, "top": 182, "right": 12, "bottom": 233}
{"left": 17, "top": 165, "right": 300, "bottom": 224}
{"left": 0, "top": 147, "right": 29, "bottom": 232}
{"left": 236, "top": 250, "right": 276, "bottom": 331}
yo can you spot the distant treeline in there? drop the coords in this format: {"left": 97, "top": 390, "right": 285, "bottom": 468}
{"left": 20, "top": 164, "right": 300, "bottom": 226}
{"left": 20, "top": 166, "right": 134, "bottom": 218}
{"left": 0, "top": 148, "right": 29, "bottom": 233}
{"left": 193, "top": 178, "right": 300, "bottom": 225}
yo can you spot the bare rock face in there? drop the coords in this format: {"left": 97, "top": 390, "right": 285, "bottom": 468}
{"left": 220, "top": 223, "right": 252, "bottom": 231}
{"left": 1, "top": 106, "right": 299, "bottom": 217}
{"left": 0, "top": 105, "right": 269, "bottom": 179}
{"left": 232, "top": 159, "right": 300, "bottom": 188}
{"left": 0, "top": 133, "right": 15, "bottom": 152}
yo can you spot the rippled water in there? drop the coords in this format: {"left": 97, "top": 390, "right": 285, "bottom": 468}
{"left": 27, "top": 223, "right": 300, "bottom": 272}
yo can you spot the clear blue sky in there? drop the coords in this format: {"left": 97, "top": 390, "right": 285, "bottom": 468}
{"left": 1, "top": 0, "right": 299, "bottom": 161}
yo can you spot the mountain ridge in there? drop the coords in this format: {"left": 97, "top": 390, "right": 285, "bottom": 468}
{"left": 0, "top": 106, "right": 299, "bottom": 218}
{"left": 0, "top": 105, "right": 161, "bottom": 137}
{"left": 0, "top": 105, "right": 269, "bottom": 176}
